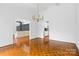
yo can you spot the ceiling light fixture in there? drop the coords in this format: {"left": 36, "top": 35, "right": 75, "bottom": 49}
{"left": 32, "top": 4, "right": 44, "bottom": 22}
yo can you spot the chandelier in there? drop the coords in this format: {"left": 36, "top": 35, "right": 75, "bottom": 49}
{"left": 32, "top": 4, "right": 44, "bottom": 22}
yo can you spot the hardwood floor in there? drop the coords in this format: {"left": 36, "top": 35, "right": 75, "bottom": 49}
{"left": 0, "top": 37, "right": 79, "bottom": 56}
{"left": 30, "top": 38, "right": 78, "bottom": 56}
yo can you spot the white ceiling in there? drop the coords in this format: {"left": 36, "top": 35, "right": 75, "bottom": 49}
{"left": 0, "top": 3, "right": 56, "bottom": 12}
{"left": 25, "top": 3, "right": 56, "bottom": 12}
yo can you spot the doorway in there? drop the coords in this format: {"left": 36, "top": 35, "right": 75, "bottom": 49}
{"left": 43, "top": 21, "right": 49, "bottom": 43}
{"left": 15, "top": 18, "right": 30, "bottom": 47}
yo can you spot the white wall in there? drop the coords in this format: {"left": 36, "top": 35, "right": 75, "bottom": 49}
{"left": 30, "top": 20, "right": 39, "bottom": 39}
{"left": 76, "top": 4, "right": 79, "bottom": 49}
{"left": 30, "top": 19, "right": 44, "bottom": 39}
{"left": 40, "top": 3, "right": 76, "bottom": 43}
{"left": 0, "top": 3, "right": 35, "bottom": 47}
{"left": 36, "top": 20, "right": 44, "bottom": 38}
{"left": 0, "top": 5, "right": 15, "bottom": 47}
